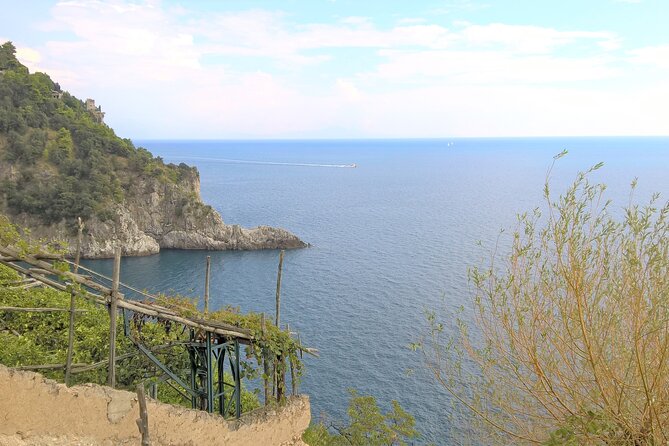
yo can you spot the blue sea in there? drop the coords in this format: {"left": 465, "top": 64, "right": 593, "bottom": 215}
{"left": 85, "top": 137, "right": 669, "bottom": 444}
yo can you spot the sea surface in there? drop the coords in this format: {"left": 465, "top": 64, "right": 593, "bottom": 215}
{"left": 85, "top": 137, "right": 669, "bottom": 444}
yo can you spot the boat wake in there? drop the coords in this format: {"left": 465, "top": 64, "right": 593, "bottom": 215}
{"left": 167, "top": 156, "right": 356, "bottom": 168}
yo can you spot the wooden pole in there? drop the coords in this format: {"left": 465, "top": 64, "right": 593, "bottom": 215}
{"left": 73, "top": 217, "right": 84, "bottom": 274}
{"left": 136, "top": 384, "right": 151, "bottom": 446}
{"left": 204, "top": 256, "right": 211, "bottom": 313}
{"left": 287, "top": 323, "right": 297, "bottom": 396}
{"left": 108, "top": 247, "right": 121, "bottom": 388}
{"left": 64, "top": 291, "right": 76, "bottom": 386}
{"left": 275, "top": 250, "right": 284, "bottom": 327}
{"left": 276, "top": 354, "right": 285, "bottom": 403}
{"left": 261, "top": 313, "right": 269, "bottom": 405}
{"left": 274, "top": 250, "right": 285, "bottom": 403}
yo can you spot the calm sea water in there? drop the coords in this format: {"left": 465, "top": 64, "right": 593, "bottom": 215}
{"left": 85, "top": 137, "right": 669, "bottom": 443}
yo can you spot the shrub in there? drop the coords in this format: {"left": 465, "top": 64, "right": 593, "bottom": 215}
{"left": 421, "top": 155, "right": 669, "bottom": 444}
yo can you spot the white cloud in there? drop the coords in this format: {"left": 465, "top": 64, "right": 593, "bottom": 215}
{"left": 353, "top": 83, "right": 669, "bottom": 137}
{"left": 336, "top": 79, "right": 362, "bottom": 102}
{"left": 457, "top": 23, "right": 620, "bottom": 53}
{"left": 628, "top": 45, "right": 669, "bottom": 71}
{"left": 11, "top": 0, "right": 667, "bottom": 138}
{"left": 397, "top": 18, "right": 428, "bottom": 25}
{"left": 372, "top": 50, "right": 619, "bottom": 84}
{"left": 15, "top": 46, "right": 42, "bottom": 71}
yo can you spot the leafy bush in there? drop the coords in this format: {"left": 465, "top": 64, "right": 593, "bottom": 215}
{"left": 303, "top": 389, "right": 419, "bottom": 446}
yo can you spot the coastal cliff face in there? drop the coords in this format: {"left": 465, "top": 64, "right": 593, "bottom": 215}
{"left": 0, "top": 41, "right": 306, "bottom": 257}
{"left": 6, "top": 169, "right": 306, "bottom": 258}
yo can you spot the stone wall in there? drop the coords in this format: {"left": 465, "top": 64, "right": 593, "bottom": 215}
{"left": 0, "top": 365, "right": 310, "bottom": 446}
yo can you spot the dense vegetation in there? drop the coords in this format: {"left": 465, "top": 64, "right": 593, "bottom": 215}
{"left": 0, "top": 41, "right": 197, "bottom": 226}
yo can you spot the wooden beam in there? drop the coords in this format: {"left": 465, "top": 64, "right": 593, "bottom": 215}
{"left": 33, "top": 253, "right": 63, "bottom": 260}
{"left": 0, "top": 246, "right": 113, "bottom": 296}
{"left": 8, "top": 282, "right": 42, "bottom": 290}
{"left": 0, "top": 259, "right": 108, "bottom": 307}
{"left": 204, "top": 255, "right": 211, "bottom": 313}
{"left": 28, "top": 268, "right": 53, "bottom": 275}
{"left": 0, "top": 306, "right": 87, "bottom": 313}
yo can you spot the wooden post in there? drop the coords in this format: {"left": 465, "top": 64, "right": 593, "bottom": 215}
{"left": 276, "top": 354, "right": 285, "bottom": 403}
{"left": 275, "top": 250, "right": 284, "bottom": 327}
{"left": 136, "top": 384, "right": 150, "bottom": 446}
{"left": 261, "top": 313, "right": 269, "bottom": 405}
{"left": 274, "top": 250, "right": 285, "bottom": 403}
{"left": 204, "top": 256, "right": 211, "bottom": 313}
{"left": 108, "top": 247, "right": 121, "bottom": 388}
{"left": 64, "top": 291, "right": 76, "bottom": 386}
{"left": 73, "top": 217, "right": 84, "bottom": 274}
{"left": 287, "top": 323, "right": 297, "bottom": 396}
{"left": 68, "top": 216, "right": 84, "bottom": 382}
{"left": 297, "top": 333, "right": 304, "bottom": 359}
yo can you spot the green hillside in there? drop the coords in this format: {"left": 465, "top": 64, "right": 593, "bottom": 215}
{"left": 0, "top": 41, "right": 196, "bottom": 225}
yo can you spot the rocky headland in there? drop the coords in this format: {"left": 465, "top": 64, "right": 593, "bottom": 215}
{"left": 0, "top": 40, "right": 306, "bottom": 257}
{"left": 7, "top": 168, "right": 306, "bottom": 258}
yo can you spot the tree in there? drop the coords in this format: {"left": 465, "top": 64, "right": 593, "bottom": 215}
{"left": 47, "top": 127, "right": 74, "bottom": 164}
{"left": 420, "top": 154, "right": 669, "bottom": 444}
{"left": 303, "top": 389, "right": 419, "bottom": 446}
{"left": 0, "top": 41, "right": 25, "bottom": 72}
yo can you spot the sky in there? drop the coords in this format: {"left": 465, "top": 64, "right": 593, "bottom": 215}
{"left": 1, "top": 0, "right": 668, "bottom": 139}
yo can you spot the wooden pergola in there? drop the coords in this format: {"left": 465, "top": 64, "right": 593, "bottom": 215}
{"left": 0, "top": 245, "right": 272, "bottom": 418}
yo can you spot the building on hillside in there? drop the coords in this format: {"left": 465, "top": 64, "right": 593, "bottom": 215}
{"left": 85, "top": 98, "right": 105, "bottom": 124}
{"left": 51, "top": 90, "right": 63, "bottom": 99}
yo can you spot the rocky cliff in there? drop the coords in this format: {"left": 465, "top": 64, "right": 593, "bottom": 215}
{"left": 6, "top": 168, "right": 306, "bottom": 258}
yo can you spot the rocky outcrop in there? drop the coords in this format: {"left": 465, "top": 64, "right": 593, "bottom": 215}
{"left": 7, "top": 169, "right": 306, "bottom": 258}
